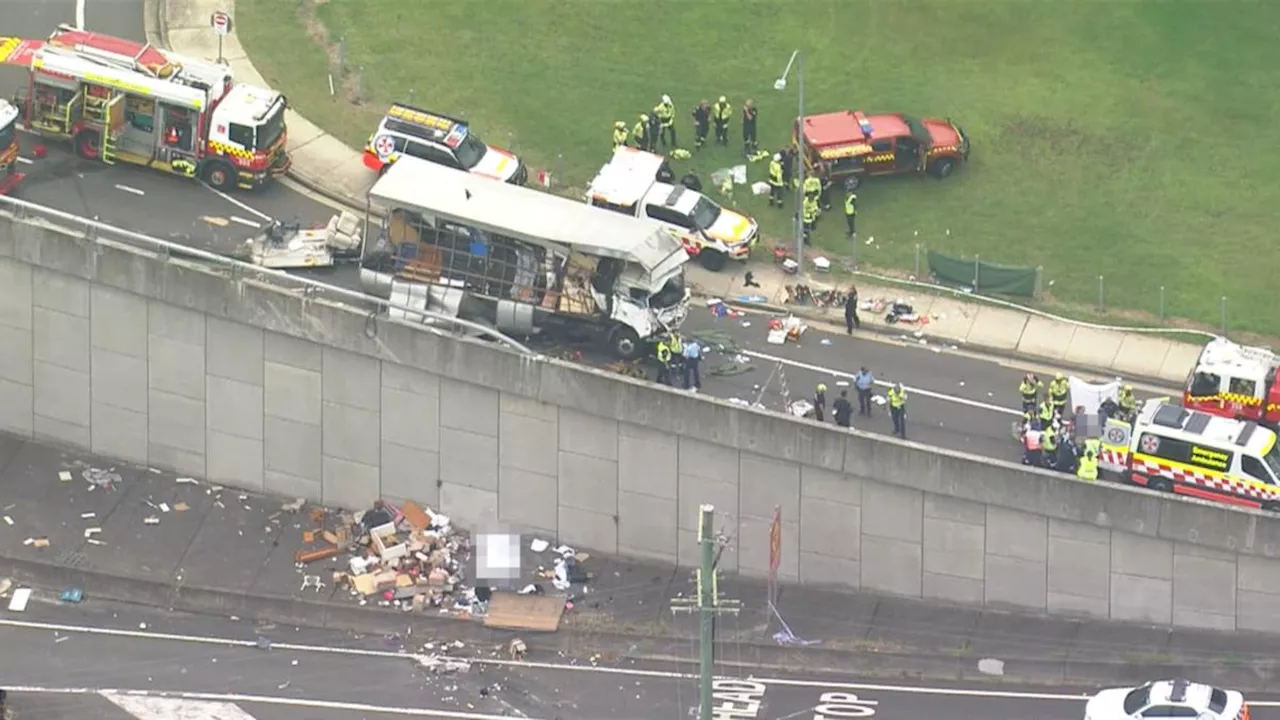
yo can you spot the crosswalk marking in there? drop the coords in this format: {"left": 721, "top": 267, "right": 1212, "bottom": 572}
{"left": 103, "top": 694, "right": 258, "bottom": 719}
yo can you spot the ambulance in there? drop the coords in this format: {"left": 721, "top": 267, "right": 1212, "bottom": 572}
{"left": 1099, "top": 401, "right": 1280, "bottom": 512}
{"left": 1184, "top": 337, "right": 1280, "bottom": 426}
{"left": 585, "top": 147, "right": 758, "bottom": 272}
{"left": 363, "top": 104, "right": 526, "bottom": 185}
{"left": 4, "top": 26, "right": 290, "bottom": 191}
{"left": 0, "top": 98, "right": 24, "bottom": 196}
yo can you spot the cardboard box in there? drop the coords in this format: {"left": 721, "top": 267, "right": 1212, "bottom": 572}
{"left": 372, "top": 522, "right": 408, "bottom": 561}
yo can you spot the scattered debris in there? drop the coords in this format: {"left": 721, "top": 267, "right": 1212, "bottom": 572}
{"left": 59, "top": 587, "right": 83, "bottom": 604}
{"left": 2, "top": 516, "right": 11, "bottom": 525}
{"left": 23, "top": 537, "right": 50, "bottom": 549}
{"left": 80, "top": 512, "right": 95, "bottom": 519}
{"left": 174, "top": 502, "right": 190, "bottom": 512}
{"left": 143, "top": 517, "right": 160, "bottom": 526}
{"left": 0, "top": 578, "right": 11, "bottom": 597}
{"left": 978, "top": 657, "right": 1005, "bottom": 676}
{"left": 509, "top": 638, "right": 527, "bottom": 660}
{"left": 175, "top": 477, "right": 197, "bottom": 485}
{"left": 58, "top": 471, "right": 72, "bottom": 482}
{"left": 83, "top": 528, "right": 101, "bottom": 538}
{"left": 82, "top": 467, "right": 121, "bottom": 488}
{"left": 8, "top": 587, "right": 32, "bottom": 612}
{"left": 529, "top": 538, "right": 549, "bottom": 553}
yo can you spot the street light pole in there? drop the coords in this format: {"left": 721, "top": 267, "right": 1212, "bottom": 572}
{"left": 776, "top": 50, "right": 805, "bottom": 270}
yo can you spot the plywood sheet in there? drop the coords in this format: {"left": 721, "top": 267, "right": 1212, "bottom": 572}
{"left": 483, "top": 593, "right": 565, "bottom": 632}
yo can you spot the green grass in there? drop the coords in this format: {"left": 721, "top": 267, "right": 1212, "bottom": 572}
{"left": 238, "top": 0, "right": 1280, "bottom": 337}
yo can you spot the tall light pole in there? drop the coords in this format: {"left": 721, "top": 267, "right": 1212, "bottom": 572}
{"left": 775, "top": 50, "right": 805, "bottom": 270}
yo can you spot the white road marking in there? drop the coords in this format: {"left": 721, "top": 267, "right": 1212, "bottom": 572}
{"left": 230, "top": 215, "right": 262, "bottom": 229}
{"left": 0, "top": 618, "right": 1091, "bottom": 701}
{"left": 741, "top": 348, "right": 1022, "bottom": 416}
{"left": 114, "top": 184, "right": 145, "bottom": 196}
{"left": 105, "top": 695, "right": 258, "bottom": 720}
{"left": 201, "top": 182, "right": 273, "bottom": 222}
{"left": 16, "top": 156, "right": 33, "bottom": 165}
{"left": 75, "top": 0, "right": 85, "bottom": 29}
{"left": 7, "top": 687, "right": 534, "bottom": 719}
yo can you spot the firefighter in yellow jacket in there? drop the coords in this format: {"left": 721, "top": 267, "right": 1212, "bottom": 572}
{"left": 655, "top": 94, "right": 676, "bottom": 148}
{"left": 612, "top": 121, "right": 628, "bottom": 150}
{"left": 712, "top": 96, "right": 732, "bottom": 146}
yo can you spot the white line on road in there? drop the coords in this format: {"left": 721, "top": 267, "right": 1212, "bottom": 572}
{"left": 0, "top": 618, "right": 1092, "bottom": 701}
{"left": 105, "top": 694, "right": 258, "bottom": 720}
{"left": 114, "top": 184, "right": 145, "bottom": 196}
{"left": 742, "top": 348, "right": 1022, "bottom": 417}
{"left": 75, "top": 0, "right": 85, "bottom": 29}
{"left": 16, "top": 157, "right": 32, "bottom": 165}
{"left": 6, "top": 687, "right": 536, "bottom": 719}
{"left": 202, "top": 183, "right": 273, "bottom": 222}
{"left": 230, "top": 215, "right": 262, "bottom": 229}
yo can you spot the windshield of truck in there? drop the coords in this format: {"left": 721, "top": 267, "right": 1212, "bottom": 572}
{"left": 650, "top": 272, "right": 685, "bottom": 308}
{"left": 690, "top": 196, "right": 721, "bottom": 231}
{"left": 254, "top": 98, "right": 287, "bottom": 150}
{"left": 0, "top": 122, "right": 14, "bottom": 152}
{"left": 1264, "top": 440, "right": 1280, "bottom": 481}
{"left": 455, "top": 133, "right": 488, "bottom": 169}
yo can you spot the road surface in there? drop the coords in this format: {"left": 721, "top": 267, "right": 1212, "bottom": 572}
{"left": 5, "top": 599, "right": 1280, "bottom": 720}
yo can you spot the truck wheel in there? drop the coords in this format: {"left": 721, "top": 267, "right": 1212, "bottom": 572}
{"left": 1147, "top": 477, "right": 1173, "bottom": 493}
{"left": 699, "top": 249, "right": 728, "bottom": 272}
{"left": 203, "top": 160, "right": 236, "bottom": 191}
{"left": 928, "top": 158, "right": 956, "bottom": 179}
{"left": 610, "top": 327, "right": 642, "bottom": 360}
{"left": 74, "top": 130, "right": 101, "bottom": 160}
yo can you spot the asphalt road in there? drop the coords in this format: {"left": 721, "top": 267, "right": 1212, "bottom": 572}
{"left": 6, "top": 599, "right": 1280, "bottom": 720}
{"left": 0, "top": 1, "right": 1174, "bottom": 473}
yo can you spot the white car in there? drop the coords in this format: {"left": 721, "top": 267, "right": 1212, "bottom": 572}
{"left": 1084, "top": 679, "right": 1248, "bottom": 720}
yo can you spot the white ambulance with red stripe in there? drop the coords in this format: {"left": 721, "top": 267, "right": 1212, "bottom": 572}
{"left": 1100, "top": 401, "right": 1280, "bottom": 511}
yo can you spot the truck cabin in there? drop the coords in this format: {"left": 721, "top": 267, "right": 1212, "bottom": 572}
{"left": 1185, "top": 338, "right": 1280, "bottom": 422}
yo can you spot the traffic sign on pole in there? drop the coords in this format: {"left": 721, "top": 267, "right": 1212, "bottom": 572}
{"left": 210, "top": 11, "right": 232, "bottom": 64}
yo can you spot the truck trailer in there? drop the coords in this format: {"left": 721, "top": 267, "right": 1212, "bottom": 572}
{"left": 359, "top": 157, "right": 691, "bottom": 359}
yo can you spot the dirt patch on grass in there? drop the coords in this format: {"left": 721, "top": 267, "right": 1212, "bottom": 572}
{"left": 296, "top": 0, "right": 366, "bottom": 106}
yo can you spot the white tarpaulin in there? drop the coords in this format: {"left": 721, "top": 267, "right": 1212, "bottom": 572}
{"left": 1069, "top": 377, "right": 1120, "bottom": 415}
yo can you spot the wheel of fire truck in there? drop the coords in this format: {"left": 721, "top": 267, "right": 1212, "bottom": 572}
{"left": 609, "top": 326, "right": 642, "bottom": 361}
{"left": 202, "top": 160, "right": 236, "bottom": 191}
{"left": 699, "top": 248, "right": 728, "bottom": 272}
{"left": 74, "top": 130, "right": 101, "bottom": 160}
{"left": 927, "top": 158, "right": 956, "bottom": 179}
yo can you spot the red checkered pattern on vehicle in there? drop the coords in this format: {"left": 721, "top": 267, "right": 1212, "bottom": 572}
{"left": 1100, "top": 449, "right": 1127, "bottom": 466}
{"left": 1131, "top": 457, "right": 1278, "bottom": 500}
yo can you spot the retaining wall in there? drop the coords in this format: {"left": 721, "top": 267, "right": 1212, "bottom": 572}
{"left": 3, "top": 211, "right": 1280, "bottom": 632}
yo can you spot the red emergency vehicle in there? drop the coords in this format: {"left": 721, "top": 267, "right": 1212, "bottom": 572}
{"left": 0, "top": 98, "right": 24, "bottom": 196}
{"left": 1184, "top": 337, "right": 1280, "bottom": 426}
{"left": 1, "top": 26, "right": 290, "bottom": 191}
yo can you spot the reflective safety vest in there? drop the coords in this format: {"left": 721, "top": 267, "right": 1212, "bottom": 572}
{"left": 1043, "top": 431, "right": 1058, "bottom": 453}
{"left": 1049, "top": 379, "right": 1069, "bottom": 403}
{"left": 844, "top": 193, "right": 857, "bottom": 217}
{"left": 713, "top": 101, "right": 731, "bottom": 121}
{"left": 1118, "top": 389, "right": 1136, "bottom": 411}
{"left": 888, "top": 387, "right": 907, "bottom": 408}
{"left": 656, "top": 342, "right": 672, "bottom": 364}
{"left": 632, "top": 121, "right": 647, "bottom": 143}
{"left": 668, "top": 334, "right": 683, "bottom": 355}
{"left": 1038, "top": 401, "right": 1054, "bottom": 422}
{"left": 1019, "top": 379, "right": 1040, "bottom": 401}
{"left": 803, "top": 175, "right": 822, "bottom": 197}
{"left": 1084, "top": 437, "right": 1100, "bottom": 456}
{"left": 613, "top": 127, "right": 628, "bottom": 148}
{"left": 802, "top": 198, "right": 819, "bottom": 223}
{"left": 656, "top": 101, "right": 675, "bottom": 127}
{"left": 1077, "top": 451, "right": 1099, "bottom": 481}
{"left": 768, "top": 160, "right": 783, "bottom": 187}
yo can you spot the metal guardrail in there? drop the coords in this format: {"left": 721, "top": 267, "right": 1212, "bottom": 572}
{"left": 0, "top": 194, "right": 536, "bottom": 355}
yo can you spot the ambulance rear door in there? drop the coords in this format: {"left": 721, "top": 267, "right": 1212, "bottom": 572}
{"left": 1099, "top": 418, "right": 1131, "bottom": 474}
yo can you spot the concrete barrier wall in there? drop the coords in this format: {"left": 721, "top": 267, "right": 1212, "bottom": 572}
{"left": 4, "top": 212, "right": 1280, "bottom": 632}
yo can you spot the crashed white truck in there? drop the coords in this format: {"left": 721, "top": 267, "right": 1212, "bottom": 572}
{"left": 357, "top": 156, "right": 691, "bottom": 359}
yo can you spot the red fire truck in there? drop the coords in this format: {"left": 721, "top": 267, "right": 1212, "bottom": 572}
{"left": 1, "top": 26, "right": 290, "bottom": 191}
{"left": 0, "top": 98, "right": 24, "bottom": 196}
{"left": 1184, "top": 337, "right": 1280, "bottom": 426}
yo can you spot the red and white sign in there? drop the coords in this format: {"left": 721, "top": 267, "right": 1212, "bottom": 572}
{"left": 210, "top": 11, "right": 233, "bottom": 36}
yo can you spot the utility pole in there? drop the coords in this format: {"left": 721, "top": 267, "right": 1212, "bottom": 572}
{"left": 671, "top": 503, "right": 741, "bottom": 720}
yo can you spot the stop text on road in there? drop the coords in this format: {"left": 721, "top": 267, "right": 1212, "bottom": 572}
{"left": 704, "top": 679, "right": 878, "bottom": 719}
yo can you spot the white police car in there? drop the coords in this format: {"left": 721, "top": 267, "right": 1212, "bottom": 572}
{"left": 1084, "top": 679, "right": 1248, "bottom": 720}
